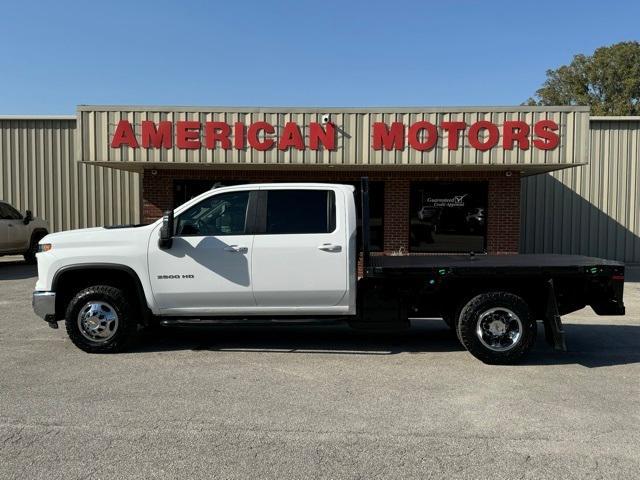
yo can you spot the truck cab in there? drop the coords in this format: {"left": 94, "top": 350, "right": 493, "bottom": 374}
{"left": 32, "top": 180, "right": 625, "bottom": 364}
{"left": 0, "top": 201, "right": 49, "bottom": 263}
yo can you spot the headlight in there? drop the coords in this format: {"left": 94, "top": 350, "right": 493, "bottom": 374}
{"left": 38, "top": 243, "right": 52, "bottom": 253}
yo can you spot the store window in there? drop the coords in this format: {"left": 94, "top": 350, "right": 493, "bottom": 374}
{"left": 410, "top": 182, "right": 488, "bottom": 253}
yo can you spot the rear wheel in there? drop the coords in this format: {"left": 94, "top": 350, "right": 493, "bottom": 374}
{"left": 65, "top": 285, "right": 137, "bottom": 353}
{"left": 457, "top": 291, "right": 536, "bottom": 364}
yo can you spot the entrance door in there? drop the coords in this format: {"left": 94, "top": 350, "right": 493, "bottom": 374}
{"left": 251, "top": 188, "right": 349, "bottom": 311}
{"left": 148, "top": 189, "right": 256, "bottom": 314}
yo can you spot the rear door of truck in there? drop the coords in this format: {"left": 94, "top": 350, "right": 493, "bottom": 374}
{"left": 251, "top": 187, "right": 348, "bottom": 310}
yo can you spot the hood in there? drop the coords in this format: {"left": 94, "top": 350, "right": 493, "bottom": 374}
{"left": 41, "top": 225, "right": 152, "bottom": 249}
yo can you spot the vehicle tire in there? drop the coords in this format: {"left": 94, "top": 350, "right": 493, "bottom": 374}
{"left": 457, "top": 291, "right": 536, "bottom": 365}
{"left": 65, "top": 285, "right": 137, "bottom": 353}
{"left": 24, "top": 231, "right": 47, "bottom": 264}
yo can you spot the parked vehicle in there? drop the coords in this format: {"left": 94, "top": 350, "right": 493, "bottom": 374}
{"left": 32, "top": 179, "right": 625, "bottom": 364}
{"left": 0, "top": 201, "right": 48, "bottom": 263}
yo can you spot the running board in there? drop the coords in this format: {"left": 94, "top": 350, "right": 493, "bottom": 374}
{"left": 158, "top": 317, "right": 347, "bottom": 327}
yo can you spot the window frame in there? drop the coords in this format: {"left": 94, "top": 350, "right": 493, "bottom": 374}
{"left": 173, "top": 189, "right": 259, "bottom": 237}
{"left": 253, "top": 189, "right": 338, "bottom": 235}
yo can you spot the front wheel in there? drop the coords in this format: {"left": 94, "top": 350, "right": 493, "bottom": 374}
{"left": 65, "top": 285, "right": 137, "bottom": 353}
{"left": 457, "top": 292, "right": 536, "bottom": 364}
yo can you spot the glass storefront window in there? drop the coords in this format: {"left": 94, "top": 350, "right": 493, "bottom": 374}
{"left": 410, "top": 182, "right": 488, "bottom": 253}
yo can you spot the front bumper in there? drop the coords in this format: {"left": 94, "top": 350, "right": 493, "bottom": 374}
{"left": 32, "top": 291, "right": 56, "bottom": 321}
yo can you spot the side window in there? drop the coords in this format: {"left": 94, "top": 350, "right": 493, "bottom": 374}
{"left": 0, "top": 204, "right": 9, "bottom": 219}
{"left": 176, "top": 191, "right": 250, "bottom": 236}
{"left": 266, "top": 190, "right": 335, "bottom": 234}
{"left": 3, "top": 204, "right": 22, "bottom": 220}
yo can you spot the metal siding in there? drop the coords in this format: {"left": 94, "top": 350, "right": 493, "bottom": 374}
{"left": 0, "top": 119, "right": 140, "bottom": 233}
{"left": 521, "top": 119, "right": 640, "bottom": 262}
{"left": 78, "top": 106, "right": 589, "bottom": 169}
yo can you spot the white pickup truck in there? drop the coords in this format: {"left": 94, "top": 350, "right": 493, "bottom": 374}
{"left": 32, "top": 179, "right": 625, "bottom": 364}
{"left": 0, "top": 201, "right": 48, "bottom": 263}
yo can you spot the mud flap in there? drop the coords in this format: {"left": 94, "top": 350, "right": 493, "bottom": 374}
{"left": 544, "top": 279, "right": 567, "bottom": 351}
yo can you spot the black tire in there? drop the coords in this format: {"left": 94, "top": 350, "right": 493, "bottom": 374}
{"left": 457, "top": 291, "right": 536, "bottom": 365}
{"left": 65, "top": 285, "right": 137, "bottom": 353}
{"left": 24, "top": 231, "right": 47, "bottom": 264}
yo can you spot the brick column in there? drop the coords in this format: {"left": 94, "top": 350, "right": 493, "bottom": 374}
{"left": 382, "top": 176, "right": 410, "bottom": 253}
{"left": 486, "top": 173, "right": 521, "bottom": 254}
{"left": 142, "top": 170, "right": 173, "bottom": 223}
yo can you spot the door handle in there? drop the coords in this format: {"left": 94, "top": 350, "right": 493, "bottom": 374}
{"left": 224, "top": 245, "right": 248, "bottom": 253}
{"left": 318, "top": 243, "right": 342, "bottom": 252}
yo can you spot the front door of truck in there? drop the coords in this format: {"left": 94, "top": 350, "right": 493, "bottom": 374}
{"left": 148, "top": 190, "right": 257, "bottom": 314}
{"left": 251, "top": 188, "right": 348, "bottom": 311}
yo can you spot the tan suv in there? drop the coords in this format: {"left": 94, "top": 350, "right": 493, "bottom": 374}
{"left": 0, "top": 201, "right": 49, "bottom": 263}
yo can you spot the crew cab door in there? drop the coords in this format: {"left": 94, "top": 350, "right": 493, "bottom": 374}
{"left": 251, "top": 188, "right": 349, "bottom": 311}
{"left": 148, "top": 189, "right": 257, "bottom": 314}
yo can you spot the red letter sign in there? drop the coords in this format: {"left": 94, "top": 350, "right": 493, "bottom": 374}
{"left": 278, "top": 122, "right": 305, "bottom": 151}
{"left": 141, "top": 121, "right": 172, "bottom": 149}
{"left": 532, "top": 120, "right": 559, "bottom": 150}
{"left": 503, "top": 121, "right": 530, "bottom": 150}
{"left": 408, "top": 121, "right": 437, "bottom": 151}
{"left": 468, "top": 121, "right": 500, "bottom": 151}
{"left": 372, "top": 122, "right": 405, "bottom": 150}
{"left": 176, "top": 121, "right": 201, "bottom": 149}
{"left": 248, "top": 122, "right": 275, "bottom": 151}
{"left": 309, "top": 122, "right": 336, "bottom": 150}
{"left": 440, "top": 122, "right": 466, "bottom": 150}
{"left": 111, "top": 120, "right": 139, "bottom": 148}
{"left": 205, "top": 122, "right": 231, "bottom": 149}
{"left": 234, "top": 122, "right": 245, "bottom": 150}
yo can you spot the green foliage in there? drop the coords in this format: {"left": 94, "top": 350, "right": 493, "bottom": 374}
{"left": 527, "top": 41, "right": 640, "bottom": 115}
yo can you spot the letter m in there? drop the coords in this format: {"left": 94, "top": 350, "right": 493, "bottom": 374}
{"left": 372, "top": 122, "right": 405, "bottom": 150}
{"left": 141, "top": 121, "right": 173, "bottom": 149}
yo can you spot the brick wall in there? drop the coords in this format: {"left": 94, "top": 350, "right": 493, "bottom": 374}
{"left": 142, "top": 168, "right": 521, "bottom": 255}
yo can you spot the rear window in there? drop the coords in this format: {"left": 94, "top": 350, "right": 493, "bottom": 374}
{"left": 265, "top": 190, "right": 335, "bottom": 234}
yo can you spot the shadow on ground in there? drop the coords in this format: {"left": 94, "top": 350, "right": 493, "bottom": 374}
{"left": 0, "top": 261, "right": 36, "bottom": 280}
{"left": 130, "top": 319, "right": 640, "bottom": 368}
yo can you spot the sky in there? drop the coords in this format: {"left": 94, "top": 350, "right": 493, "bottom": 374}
{"left": 0, "top": 0, "right": 638, "bottom": 114}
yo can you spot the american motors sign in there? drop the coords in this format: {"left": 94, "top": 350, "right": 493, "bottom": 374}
{"left": 110, "top": 118, "right": 559, "bottom": 152}
{"left": 79, "top": 106, "right": 589, "bottom": 170}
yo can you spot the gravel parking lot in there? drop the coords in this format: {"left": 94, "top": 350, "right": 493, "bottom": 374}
{"left": 1, "top": 256, "right": 639, "bottom": 479}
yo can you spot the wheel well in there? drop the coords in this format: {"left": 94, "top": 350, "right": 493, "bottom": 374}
{"left": 53, "top": 266, "right": 150, "bottom": 323}
{"left": 30, "top": 228, "right": 48, "bottom": 243}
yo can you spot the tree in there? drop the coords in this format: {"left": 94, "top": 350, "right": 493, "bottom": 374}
{"left": 527, "top": 41, "right": 640, "bottom": 116}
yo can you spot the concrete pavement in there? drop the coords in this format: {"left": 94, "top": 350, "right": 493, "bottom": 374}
{"left": 1, "top": 257, "right": 639, "bottom": 479}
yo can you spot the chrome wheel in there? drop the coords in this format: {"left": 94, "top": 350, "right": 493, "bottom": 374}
{"left": 475, "top": 307, "right": 522, "bottom": 352}
{"left": 77, "top": 301, "right": 119, "bottom": 343}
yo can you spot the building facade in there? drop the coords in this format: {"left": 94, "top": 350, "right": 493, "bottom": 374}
{"left": 2, "top": 106, "right": 638, "bottom": 262}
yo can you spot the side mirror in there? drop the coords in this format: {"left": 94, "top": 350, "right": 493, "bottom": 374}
{"left": 158, "top": 210, "right": 174, "bottom": 249}
{"left": 23, "top": 210, "right": 33, "bottom": 225}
